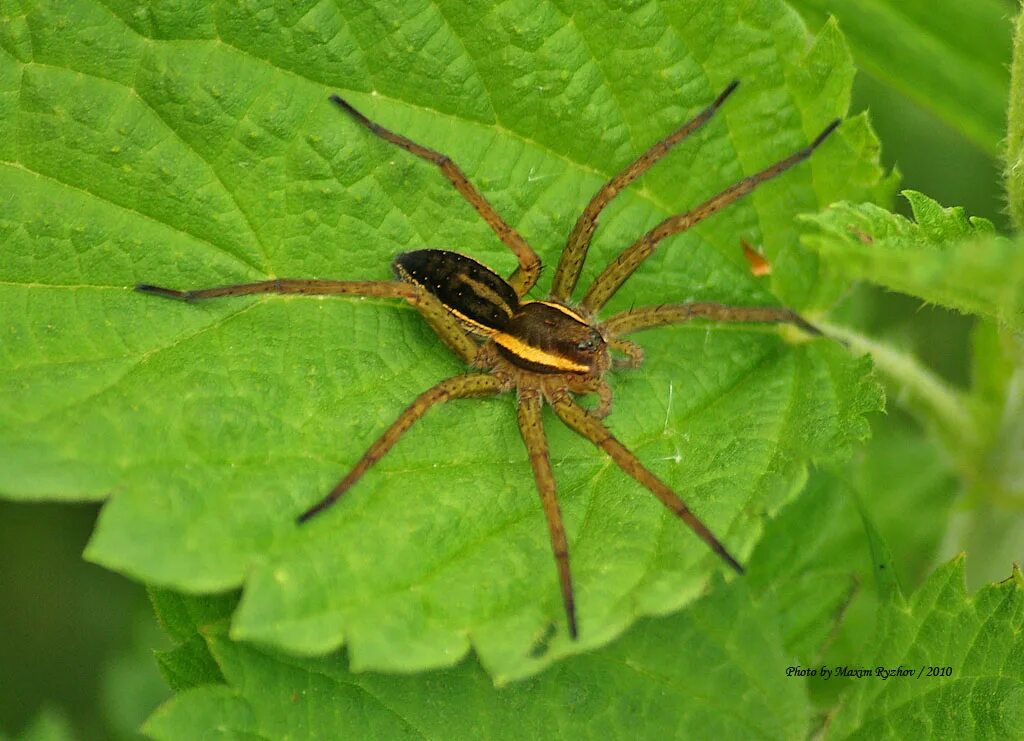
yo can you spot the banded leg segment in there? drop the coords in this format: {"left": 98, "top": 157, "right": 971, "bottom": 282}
{"left": 516, "top": 392, "right": 578, "bottom": 639}
{"left": 602, "top": 302, "right": 821, "bottom": 338}
{"left": 330, "top": 95, "right": 541, "bottom": 297}
{"left": 581, "top": 120, "right": 841, "bottom": 313}
{"left": 551, "top": 80, "right": 739, "bottom": 302}
{"left": 298, "top": 373, "right": 507, "bottom": 523}
{"left": 548, "top": 394, "right": 743, "bottom": 574}
{"left": 137, "top": 279, "right": 417, "bottom": 302}
{"left": 136, "top": 279, "right": 479, "bottom": 363}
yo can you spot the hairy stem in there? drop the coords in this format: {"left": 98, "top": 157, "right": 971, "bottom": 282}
{"left": 819, "top": 321, "right": 979, "bottom": 452}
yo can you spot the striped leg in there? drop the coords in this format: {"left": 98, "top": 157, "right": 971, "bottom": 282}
{"left": 330, "top": 95, "right": 541, "bottom": 297}
{"left": 602, "top": 302, "right": 822, "bottom": 339}
{"left": 517, "top": 392, "right": 578, "bottom": 639}
{"left": 551, "top": 80, "right": 739, "bottom": 302}
{"left": 581, "top": 120, "right": 841, "bottom": 313}
{"left": 136, "top": 278, "right": 479, "bottom": 363}
{"left": 548, "top": 394, "right": 743, "bottom": 574}
{"left": 298, "top": 373, "right": 507, "bottom": 523}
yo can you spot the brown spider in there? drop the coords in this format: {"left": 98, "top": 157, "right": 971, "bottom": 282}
{"left": 138, "top": 80, "right": 837, "bottom": 639}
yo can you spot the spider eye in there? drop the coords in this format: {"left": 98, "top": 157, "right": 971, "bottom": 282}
{"left": 576, "top": 339, "right": 594, "bottom": 351}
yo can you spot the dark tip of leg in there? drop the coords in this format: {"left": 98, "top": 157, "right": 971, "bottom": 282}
{"left": 296, "top": 494, "right": 340, "bottom": 525}
{"left": 811, "top": 118, "right": 842, "bottom": 149}
{"left": 723, "top": 549, "right": 745, "bottom": 575}
{"left": 330, "top": 93, "right": 374, "bottom": 130}
{"left": 329, "top": 93, "right": 360, "bottom": 117}
{"left": 568, "top": 613, "right": 579, "bottom": 640}
{"left": 787, "top": 311, "right": 824, "bottom": 337}
{"left": 295, "top": 507, "right": 318, "bottom": 525}
{"left": 135, "top": 284, "right": 191, "bottom": 301}
{"left": 717, "top": 79, "right": 740, "bottom": 105}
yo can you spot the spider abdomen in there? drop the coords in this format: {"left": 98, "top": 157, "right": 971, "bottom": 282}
{"left": 494, "top": 301, "right": 607, "bottom": 375}
{"left": 393, "top": 249, "right": 519, "bottom": 334}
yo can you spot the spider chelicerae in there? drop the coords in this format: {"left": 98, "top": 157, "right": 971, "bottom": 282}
{"left": 138, "top": 80, "right": 837, "bottom": 639}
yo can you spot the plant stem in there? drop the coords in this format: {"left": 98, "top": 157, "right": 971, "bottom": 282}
{"left": 818, "top": 320, "right": 980, "bottom": 452}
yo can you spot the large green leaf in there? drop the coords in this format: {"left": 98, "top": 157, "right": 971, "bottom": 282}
{"left": 789, "top": 0, "right": 1012, "bottom": 155}
{"left": 139, "top": 455, "right": 988, "bottom": 739}
{"left": 1, "top": 0, "right": 887, "bottom": 678}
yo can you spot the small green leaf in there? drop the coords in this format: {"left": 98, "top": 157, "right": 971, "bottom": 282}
{"left": 803, "top": 191, "right": 1024, "bottom": 331}
{"left": 1, "top": 1, "right": 887, "bottom": 678}
{"left": 148, "top": 590, "right": 232, "bottom": 692}
{"left": 826, "top": 558, "right": 1024, "bottom": 739}
{"left": 789, "top": 0, "right": 1012, "bottom": 154}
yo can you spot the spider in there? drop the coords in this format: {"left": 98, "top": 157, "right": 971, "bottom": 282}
{"left": 138, "top": 80, "right": 837, "bottom": 639}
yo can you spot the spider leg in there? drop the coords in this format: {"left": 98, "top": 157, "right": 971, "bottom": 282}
{"left": 298, "top": 373, "right": 506, "bottom": 523}
{"left": 602, "top": 302, "right": 822, "bottom": 339}
{"left": 330, "top": 95, "right": 541, "bottom": 297}
{"left": 608, "top": 338, "right": 645, "bottom": 368}
{"left": 547, "top": 393, "right": 743, "bottom": 574}
{"left": 551, "top": 80, "right": 739, "bottom": 302}
{"left": 590, "top": 379, "right": 613, "bottom": 419}
{"left": 136, "top": 278, "right": 415, "bottom": 302}
{"left": 136, "top": 279, "right": 480, "bottom": 363}
{"left": 516, "top": 392, "right": 578, "bottom": 639}
{"left": 581, "top": 120, "right": 841, "bottom": 313}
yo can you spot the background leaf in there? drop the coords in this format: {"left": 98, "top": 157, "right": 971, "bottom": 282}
{"left": 1, "top": 0, "right": 888, "bottom": 681}
{"left": 788, "top": 0, "right": 1012, "bottom": 155}
{"left": 803, "top": 191, "right": 1024, "bottom": 331}
{"left": 826, "top": 559, "right": 1024, "bottom": 739}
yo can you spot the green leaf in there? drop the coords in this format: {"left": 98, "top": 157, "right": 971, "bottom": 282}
{"left": 142, "top": 479, "right": 855, "bottom": 738}
{"left": 148, "top": 589, "right": 233, "bottom": 692}
{"left": 138, "top": 451, "right": 991, "bottom": 740}
{"left": 144, "top": 580, "right": 812, "bottom": 741}
{"left": 789, "top": 0, "right": 1012, "bottom": 155}
{"left": 746, "top": 408, "right": 959, "bottom": 707}
{"left": 826, "top": 558, "right": 1024, "bottom": 739}
{"left": 745, "top": 468, "right": 869, "bottom": 665}
{"left": 803, "top": 191, "right": 1024, "bottom": 331}
{"left": 849, "top": 413, "right": 958, "bottom": 588}
{"left": 1, "top": 0, "right": 887, "bottom": 678}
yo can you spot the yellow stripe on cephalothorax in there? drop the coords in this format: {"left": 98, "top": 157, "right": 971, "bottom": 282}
{"left": 492, "top": 331, "right": 590, "bottom": 373}
{"left": 533, "top": 301, "right": 589, "bottom": 325}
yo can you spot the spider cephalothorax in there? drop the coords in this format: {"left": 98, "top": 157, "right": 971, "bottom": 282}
{"left": 138, "top": 80, "right": 835, "bottom": 638}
